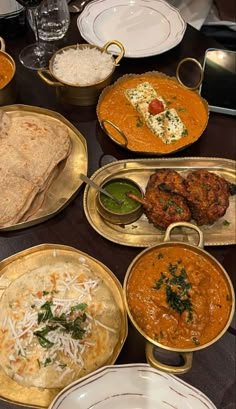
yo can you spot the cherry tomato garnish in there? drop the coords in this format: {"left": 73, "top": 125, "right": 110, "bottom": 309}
{"left": 148, "top": 98, "right": 165, "bottom": 115}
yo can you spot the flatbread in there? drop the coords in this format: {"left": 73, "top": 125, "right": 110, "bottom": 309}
{"left": 0, "top": 259, "right": 121, "bottom": 389}
{"left": 0, "top": 175, "right": 39, "bottom": 226}
{"left": 2, "top": 114, "right": 71, "bottom": 187}
{"left": 0, "top": 111, "right": 72, "bottom": 227}
{"left": 19, "top": 166, "right": 61, "bottom": 222}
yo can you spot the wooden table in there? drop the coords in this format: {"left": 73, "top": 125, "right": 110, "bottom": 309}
{"left": 0, "top": 14, "right": 235, "bottom": 409}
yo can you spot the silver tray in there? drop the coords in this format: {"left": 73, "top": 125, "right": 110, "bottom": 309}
{"left": 83, "top": 157, "right": 236, "bottom": 247}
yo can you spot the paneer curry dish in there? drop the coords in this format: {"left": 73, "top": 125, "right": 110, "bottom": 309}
{"left": 126, "top": 245, "right": 233, "bottom": 350}
{"left": 97, "top": 73, "right": 209, "bottom": 154}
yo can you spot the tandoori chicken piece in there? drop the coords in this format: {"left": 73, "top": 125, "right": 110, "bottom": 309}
{"left": 183, "top": 170, "right": 233, "bottom": 225}
{"left": 158, "top": 170, "right": 235, "bottom": 226}
{"left": 128, "top": 169, "right": 191, "bottom": 229}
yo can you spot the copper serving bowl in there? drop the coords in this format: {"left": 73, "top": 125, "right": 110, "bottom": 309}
{"left": 0, "top": 37, "right": 17, "bottom": 106}
{"left": 97, "top": 58, "right": 209, "bottom": 156}
{"left": 96, "top": 177, "right": 143, "bottom": 225}
{"left": 123, "top": 222, "right": 235, "bottom": 374}
{"left": 37, "top": 40, "right": 124, "bottom": 106}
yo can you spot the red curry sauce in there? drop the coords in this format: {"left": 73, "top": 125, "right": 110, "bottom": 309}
{"left": 127, "top": 246, "right": 232, "bottom": 349}
{"left": 0, "top": 54, "right": 14, "bottom": 89}
{"left": 98, "top": 75, "right": 208, "bottom": 154}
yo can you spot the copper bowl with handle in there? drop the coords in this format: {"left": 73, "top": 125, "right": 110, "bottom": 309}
{"left": 123, "top": 221, "right": 235, "bottom": 374}
{"left": 97, "top": 58, "right": 208, "bottom": 156}
{"left": 0, "top": 37, "right": 17, "bottom": 106}
{"left": 37, "top": 40, "right": 125, "bottom": 106}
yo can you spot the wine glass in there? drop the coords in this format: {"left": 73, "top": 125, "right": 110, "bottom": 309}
{"left": 34, "top": 0, "right": 70, "bottom": 42}
{"left": 17, "top": 0, "right": 57, "bottom": 70}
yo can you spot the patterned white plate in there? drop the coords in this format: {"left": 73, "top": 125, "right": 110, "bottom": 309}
{"left": 49, "top": 364, "right": 217, "bottom": 409}
{"left": 77, "top": 0, "right": 186, "bottom": 58}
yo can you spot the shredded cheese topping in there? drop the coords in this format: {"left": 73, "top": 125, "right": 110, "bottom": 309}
{"left": 3, "top": 256, "right": 117, "bottom": 378}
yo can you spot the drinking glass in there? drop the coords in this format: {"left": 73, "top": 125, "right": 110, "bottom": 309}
{"left": 17, "top": 0, "right": 58, "bottom": 70}
{"left": 36, "top": 0, "right": 70, "bottom": 42}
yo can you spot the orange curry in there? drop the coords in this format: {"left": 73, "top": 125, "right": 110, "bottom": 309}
{"left": 0, "top": 54, "right": 14, "bottom": 89}
{"left": 127, "top": 245, "right": 232, "bottom": 349}
{"left": 98, "top": 75, "right": 208, "bottom": 154}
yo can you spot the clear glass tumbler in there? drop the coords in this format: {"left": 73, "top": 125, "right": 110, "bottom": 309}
{"left": 36, "top": 0, "right": 70, "bottom": 41}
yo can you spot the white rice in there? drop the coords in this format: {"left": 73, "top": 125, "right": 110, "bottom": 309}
{"left": 52, "top": 45, "right": 115, "bottom": 86}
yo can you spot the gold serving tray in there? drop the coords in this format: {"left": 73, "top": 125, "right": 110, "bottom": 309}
{"left": 83, "top": 157, "right": 236, "bottom": 247}
{"left": 0, "top": 244, "right": 128, "bottom": 408}
{"left": 0, "top": 104, "right": 88, "bottom": 231}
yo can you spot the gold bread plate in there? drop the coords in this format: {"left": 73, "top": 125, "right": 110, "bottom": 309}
{"left": 83, "top": 157, "right": 236, "bottom": 247}
{"left": 0, "top": 104, "right": 88, "bottom": 231}
{"left": 0, "top": 244, "right": 128, "bottom": 408}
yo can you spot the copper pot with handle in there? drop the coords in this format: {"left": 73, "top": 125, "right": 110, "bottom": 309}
{"left": 37, "top": 40, "right": 125, "bottom": 106}
{"left": 123, "top": 221, "right": 235, "bottom": 374}
{"left": 0, "top": 37, "right": 17, "bottom": 105}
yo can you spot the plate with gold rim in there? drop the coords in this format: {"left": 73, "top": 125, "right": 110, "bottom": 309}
{"left": 0, "top": 104, "right": 88, "bottom": 231}
{"left": 0, "top": 244, "right": 128, "bottom": 408}
{"left": 83, "top": 157, "right": 236, "bottom": 247}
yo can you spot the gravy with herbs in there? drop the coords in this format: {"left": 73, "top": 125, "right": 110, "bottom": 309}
{"left": 126, "top": 245, "right": 232, "bottom": 349}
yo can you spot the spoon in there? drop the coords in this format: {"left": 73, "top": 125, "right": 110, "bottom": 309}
{"left": 79, "top": 174, "right": 123, "bottom": 206}
{"left": 68, "top": 0, "right": 89, "bottom": 13}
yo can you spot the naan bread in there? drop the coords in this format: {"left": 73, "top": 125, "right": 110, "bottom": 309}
{"left": 0, "top": 259, "right": 121, "bottom": 389}
{"left": 0, "top": 175, "right": 39, "bottom": 226}
{"left": 0, "top": 111, "right": 72, "bottom": 227}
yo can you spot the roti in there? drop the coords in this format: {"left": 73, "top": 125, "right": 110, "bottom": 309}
{"left": 0, "top": 257, "right": 122, "bottom": 389}
{"left": 0, "top": 111, "right": 72, "bottom": 228}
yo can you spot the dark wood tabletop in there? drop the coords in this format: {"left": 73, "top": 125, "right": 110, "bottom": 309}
{"left": 0, "top": 12, "right": 235, "bottom": 409}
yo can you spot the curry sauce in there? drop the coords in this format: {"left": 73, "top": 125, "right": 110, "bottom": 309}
{"left": 98, "top": 75, "right": 208, "bottom": 154}
{"left": 0, "top": 53, "right": 14, "bottom": 89}
{"left": 127, "top": 245, "right": 232, "bottom": 349}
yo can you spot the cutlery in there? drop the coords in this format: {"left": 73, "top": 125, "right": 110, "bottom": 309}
{"left": 68, "top": 0, "right": 89, "bottom": 13}
{"left": 79, "top": 174, "right": 123, "bottom": 206}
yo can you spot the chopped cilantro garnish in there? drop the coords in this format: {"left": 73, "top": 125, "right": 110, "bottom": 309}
{"left": 181, "top": 129, "right": 188, "bottom": 137}
{"left": 192, "top": 337, "right": 200, "bottom": 346}
{"left": 71, "top": 303, "right": 87, "bottom": 312}
{"left": 135, "top": 116, "right": 143, "bottom": 127}
{"left": 153, "top": 262, "right": 193, "bottom": 321}
{"left": 176, "top": 107, "right": 187, "bottom": 112}
{"left": 44, "top": 358, "right": 52, "bottom": 367}
{"left": 34, "top": 302, "right": 88, "bottom": 349}
{"left": 175, "top": 207, "right": 183, "bottom": 214}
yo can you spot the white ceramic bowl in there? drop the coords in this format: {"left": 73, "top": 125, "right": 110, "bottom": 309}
{"left": 48, "top": 363, "right": 216, "bottom": 409}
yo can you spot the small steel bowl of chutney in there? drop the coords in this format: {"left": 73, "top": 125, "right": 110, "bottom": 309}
{"left": 96, "top": 177, "right": 143, "bottom": 225}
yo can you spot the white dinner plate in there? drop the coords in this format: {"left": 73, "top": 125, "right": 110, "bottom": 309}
{"left": 49, "top": 364, "right": 217, "bottom": 409}
{"left": 77, "top": 0, "right": 186, "bottom": 58}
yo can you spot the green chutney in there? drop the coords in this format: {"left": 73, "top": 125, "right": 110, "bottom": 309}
{"left": 100, "top": 180, "right": 142, "bottom": 214}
